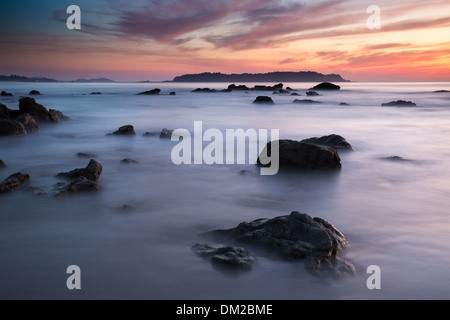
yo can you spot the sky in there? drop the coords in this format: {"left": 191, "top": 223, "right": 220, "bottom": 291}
{"left": 0, "top": 0, "right": 449, "bottom": 82}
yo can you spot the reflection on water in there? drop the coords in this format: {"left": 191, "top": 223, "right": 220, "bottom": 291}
{"left": 1, "top": 82, "right": 450, "bottom": 299}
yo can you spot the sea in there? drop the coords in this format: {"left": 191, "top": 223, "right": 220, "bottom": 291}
{"left": 0, "top": 81, "right": 449, "bottom": 300}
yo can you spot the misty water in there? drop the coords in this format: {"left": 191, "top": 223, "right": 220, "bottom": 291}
{"left": 1, "top": 81, "right": 450, "bottom": 299}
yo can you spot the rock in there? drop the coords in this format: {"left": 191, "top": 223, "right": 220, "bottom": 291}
{"left": 160, "top": 128, "right": 174, "bottom": 138}
{"left": 253, "top": 83, "right": 283, "bottom": 91}
{"left": 112, "top": 125, "right": 136, "bottom": 136}
{"left": 0, "top": 160, "right": 6, "bottom": 168}
{"left": 191, "top": 88, "right": 217, "bottom": 93}
{"left": 29, "top": 90, "right": 41, "bottom": 95}
{"left": 0, "top": 172, "right": 30, "bottom": 193}
{"left": 0, "top": 103, "right": 9, "bottom": 118}
{"left": 57, "top": 159, "right": 103, "bottom": 182}
{"left": 192, "top": 243, "right": 256, "bottom": 271}
{"left": 257, "top": 140, "right": 342, "bottom": 170}
{"left": 381, "top": 100, "right": 416, "bottom": 107}
{"left": 202, "top": 211, "right": 354, "bottom": 277}
{"left": 169, "top": 92, "right": 176, "bottom": 95}
{"left": 228, "top": 84, "right": 250, "bottom": 91}
{"left": 16, "top": 113, "right": 40, "bottom": 134}
{"left": 138, "top": 88, "right": 161, "bottom": 95}
{"left": 121, "top": 158, "right": 138, "bottom": 164}
{"left": 90, "top": 92, "right": 102, "bottom": 95}
{"left": 0, "top": 120, "right": 27, "bottom": 136}
{"left": 433, "top": 90, "right": 449, "bottom": 93}
{"left": 143, "top": 131, "right": 158, "bottom": 137}
{"left": 48, "top": 109, "right": 70, "bottom": 122}
{"left": 293, "top": 99, "right": 321, "bottom": 104}
{"left": 306, "top": 91, "right": 319, "bottom": 96}
{"left": 18, "top": 97, "right": 69, "bottom": 123}
{"left": 55, "top": 177, "right": 99, "bottom": 197}
{"left": 339, "top": 102, "right": 349, "bottom": 106}
{"left": 1, "top": 91, "right": 13, "bottom": 96}
{"left": 253, "top": 96, "right": 274, "bottom": 104}
{"left": 77, "top": 152, "right": 97, "bottom": 158}
{"left": 291, "top": 93, "right": 301, "bottom": 96}
{"left": 301, "top": 134, "right": 354, "bottom": 151}
{"left": 381, "top": 156, "right": 411, "bottom": 162}
{"left": 310, "top": 82, "right": 341, "bottom": 90}
{"left": 121, "top": 204, "right": 134, "bottom": 211}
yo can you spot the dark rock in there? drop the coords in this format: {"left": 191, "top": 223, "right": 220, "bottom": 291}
{"left": 138, "top": 88, "right": 161, "bottom": 95}
{"left": 0, "top": 172, "right": 30, "bottom": 193}
{"left": 1, "top": 91, "right": 13, "bottom": 96}
{"left": 0, "top": 103, "right": 9, "bottom": 119}
{"left": 293, "top": 99, "right": 321, "bottom": 104}
{"left": 121, "top": 204, "right": 134, "bottom": 211}
{"left": 433, "top": 90, "right": 450, "bottom": 93}
{"left": 301, "top": 134, "right": 354, "bottom": 151}
{"left": 18, "top": 97, "right": 69, "bottom": 123}
{"left": 121, "top": 158, "right": 138, "bottom": 164}
{"left": 339, "top": 102, "right": 349, "bottom": 106}
{"left": 192, "top": 243, "right": 256, "bottom": 271}
{"left": 191, "top": 88, "right": 218, "bottom": 93}
{"left": 381, "top": 156, "right": 411, "bottom": 162}
{"left": 253, "top": 96, "right": 274, "bottom": 104}
{"left": 381, "top": 100, "right": 416, "bottom": 107}
{"left": 169, "top": 92, "right": 176, "bottom": 95}
{"left": 310, "top": 82, "right": 341, "bottom": 90}
{"left": 160, "top": 128, "right": 174, "bottom": 138}
{"left": 48, "top": 109, "right": 70, "bottom": 122}
{"left": 55, "top": 177, "right": 99, "bottom": 197}
{"left": 257, "top": 140, "right": 341, "bottom": 170}
{"left": 0, "top": 160, "right": 6, "bottom": 168}
{"left": 306, "top": 91, "right": 319, "bottom": 96}
{"left": 90, "top": 92, "right": 102, "bottom": 95}
{"left": 202, "top": 211, "right": 354, "bottom": 277}
{"left": 77, "top": 152, "right": 97, "bottom": 158}
{"left": 290, "top": 93, "right": 301, "bottom": 96}
{"left": 16, "top": 113, "right": 40, "bottom": 134}
{"left": 57, "top": 159, "right": 103, "bottom": 182}
{"left": 112, "top": 125, "right": 136, "bottom": 136}
{"left": 253, "top": 83, "right": 283, "bottom": 91}
{"left": 0, "top": 120, "right": 27, "bottom": 136}
{"left": 29, "top": 90, "right": 41, "bottom": 95}
{"left": 286, "top": 87, "right": 294, "bottom": 91}
{"left": 228, "top": 84, "right": 250, "bottom": 91}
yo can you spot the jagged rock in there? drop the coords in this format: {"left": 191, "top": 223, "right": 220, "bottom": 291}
{"left": 0, "top": 120, "right": 27, "bottom": 136}
{"left": 201, "top": 211, "right": 355, "bottom": 277}
{"left": 16, "top": 113, "right": 40, "bottom": 133}
{"left": 0, "top": 103, "right": 9, "bottom": 118}
{"left": 138, "top": 88, "right": 161, "bottom": 95}
{"left": 55, "top": 177, "right": 99, "bottom": 197}
{"left": 192, "top": 243, "right": 256, "bottom": 271}
{"left": 381, "top": 100, "right": 416, "bottom": 107}
{"left": 257, "top": 140, "right": 342, "bottom": 170}
{"left": 227, "top": 84, "right": 250, "bottom": 91}
{"left": 301, "top": 134, "right": 354, "bottom": 151}
{"left": 112, "top": 125, "right": 136, "bottom": 136}
{"left": 57, "top": 159, "right": 103, "bottom": 182}
{"left": 293, "top": 99, "right": 321, "bottom": 104}
{"left": 253, "top": 96, "right": 274, "bottom": 104}
{"left": 310, "top": 82, "right": 341, "bottom": 90}
{"left": 0, "top": 172, "right": 30, "bottom": 193}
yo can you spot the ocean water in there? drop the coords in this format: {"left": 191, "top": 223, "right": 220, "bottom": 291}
{"left": 1, "top": 81, "right": 450, "bottom": 300}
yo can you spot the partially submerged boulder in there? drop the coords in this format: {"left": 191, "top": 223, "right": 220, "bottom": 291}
{"left": 306, "top": 91, "right": 319, "bottom": 96}
{"left": 0, "top": 172, "right": 30, "bottom": 193}
{"left": 192, "top": 243, "right": 256, "bottom": 271}
{"left": 293, "top": 99, "right": 321, "bottom": 104}
{"left": 253, "top": 96, "right": 274, "bottom": 104}
{"left": 381, "top": 100, "right": 416, "bottom": 107}
{"left": 18, "top": 97, "right": 69, "bottom": 123}
{"left": 160, "top": 128, "right": 174, "bottom": 138}
{"left": 112, "top": 125, "right": 136, "bottom": 136}
{"left": 202, "top": 211, "right": 355, "bottom": 277}
{"left": 138, "top": 88, "right": 161, "bottom": 95}
{"left": 1, "top": 91, "right": 13, "bottom": 96}
{"left": 56, "top": 159, "right": 103, "bottom": 196}
{"left": 310, "top": 82, "right": 341, "bottom": 90}
{"left": 301, "top": 134, "right": 354, "bottom": 151}
{"left": 57, "top": 159, "right": 103, "bottom": 182}
{"left": 258, "top": 139, "right": 342, "bottom": 170}
{"left": 29, "top": 90, "right": 41, "bottom": 95}
{"left": 0, "top": 159, "right": 6, "bottom": 168}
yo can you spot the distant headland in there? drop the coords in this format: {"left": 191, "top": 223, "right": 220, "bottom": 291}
{"left": 171, "top": 71, "right": 349, "bottom": 83}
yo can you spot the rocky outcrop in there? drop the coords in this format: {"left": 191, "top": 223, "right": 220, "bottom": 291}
{"left": 253, "top": 96, "right": 274, "bottom": 104}
{"left": 90, "top": 92, "right": 102, "bottom": 95}
{"left": 55, "top": 159, "right": 103, "bottom": 196}
{"left": 381, "top": 100, "right": 416, "bottom": 106}
{"left": 0, "top": 120, "right": 27, "bottom": 136}
{"left": 112, "top": 125, "right": 136, "bottom": 136}
{"left": 19, "top": 98, "right": 69, "bottom": 123}
{"left": 121, "top": 158, "right": 138, "bottom": 164}
{"left": 257, "top": 140, "right": 341, "bottom": 170}
{"left": 192, "top": 243, "right": 256, "bottom": 271}
{"left": 310, "top": 82, "right": 341, "bottom": 90}
{"left": 301, "top": 134, "right": 354, "bottom": 151}
{"left": 0, "top": 172, "right": 30, "bottom": 193}
{"left": 201, "top": 211, "right": 355, "bottom": 277}
{"left": 138, "top": 88, "right": 161, "bottom": 95}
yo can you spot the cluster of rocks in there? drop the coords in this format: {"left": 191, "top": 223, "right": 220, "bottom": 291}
{"left": 381, "top": 100, "right": 417, "bottom": 107}
{"left": 195, "top": 211, "right": 356, "bottom": 278}
{"left": 0, "top": 97, "right": 69, "bottom": 136}
{"left": 107, "top": 124, "right": 178, "bottom": 139}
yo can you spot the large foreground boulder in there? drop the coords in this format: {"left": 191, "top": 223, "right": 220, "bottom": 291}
{"left": 301, "top": 134, "right": 354, "bottom": 151}
{"left": 0, "top": 172, "right": 30, "bottom": 193}
{"left": 201, "top": 211, "right": 355, "bottom": 277}
{"left": 257, "top": 140, "right": 342, "bottom": 170}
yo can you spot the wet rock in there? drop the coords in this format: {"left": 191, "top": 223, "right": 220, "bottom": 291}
{"left": 202, "top": 211, "right": 354, "bottom": 277}
{"left": 1, "top": 91, "right": 13, "bottom": 96}
{"left": 253, "top": 83, "right": 283, "bottom": 91}
{"left": 301, "top": 134, "right": 354, "bottom": 151}
{"left": 381, "top": 100, "right": 416, "bottom": 107}
{"left": 0, "top": 120, "right": 27, "bottom": 136}
{"left": 57, "top": 159, "right": 103, "bottom": 182}
{"left": 257, "top": 140, "right": 342, "bottom": 170}
{"left": 293, "top": 99, "right": 321, "bottom": 104}
{"left": 16, "top": 113, "right": 40, "bottom": 134}
{"left": 310, "top": 82, "right": 341, "bottom": 90}
{"left": 112, "top": 125, "right": 136, "bottom": 136}
{"left": 29, "top": 90, "right": 41, "bottom": 95}
{"left": 192, "top": 243, "right": 256, "bottom": 271}
{"left": 253, "top": 96, "right": 274, "bottom": 104}
{"left": 306, "top": 91, "right": 319, "bottom": 96}
{"left": 138, "top": 88, "right": 161, "bottom": 95}
{"left": 0, "top": 172, "right": 30, "bottom": 193}
{"left": 55, "top": 177, "right": 99, "bottom": 197}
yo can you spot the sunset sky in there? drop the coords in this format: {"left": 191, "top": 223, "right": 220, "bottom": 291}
{"left": 1, "top": 0, "right": 449, "bottom": 82}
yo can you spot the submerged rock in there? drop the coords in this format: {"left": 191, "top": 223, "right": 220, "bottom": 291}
{"left": 301, "top": 134, "right": 354, "bottom": 151}
{"left": 121, "top": 158, "right": 138, "bottom": 164}
{"left": 138, "top": 88, "right": 161, "bottom": 95}
{"left": 57, "top": 159, "right": 103, "bottom": 182}
{"left": 169, "top": 92, "right": 176, "bottom": 95}
{"left": 258, "top": 140, "right": 341, "bottom": 170}
{"left": 293, "top": 99, "right": 321, "bottom": 104}
{"left": 90, "top": 92, "right": 102, "bottom": 95}
{"left": 77, "top": 152, "right": 97, "bottom": 158}
{"left": 381, "top": 156, "right": 412, "bottom": 162}
{"left": 202, "top": 211, "right": 355, "bottom": 277}
{"left": 433, "top": 90, "right": 449, "bottom": 93}
{"left": 1, "top": 91, "right": 13, "bottom": 96}
{"left": 55, "top": 160, "right": 103, "bottom": 196}
{"left": 381, "top": 100, "right": 416, "bottom": 107}
{"left": 310, "top": 82, "right": 341, "bottom": 90}
{"left": 253, "top": 96, "right": 274, "bottom": 104}
{"left": 112, "top": 125, "right": 136, "bottom": 136}
{"left": 306, "top": 91, "right": 319, "bottom": 96}
{"left": 192, "top": 243, "right": 256, "bottom": 271}
{"left": 0, "top": 172, "right": 30, "bottom": 193}
{"left": 29, "top": 90, "right": 41, "bottom": 95}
